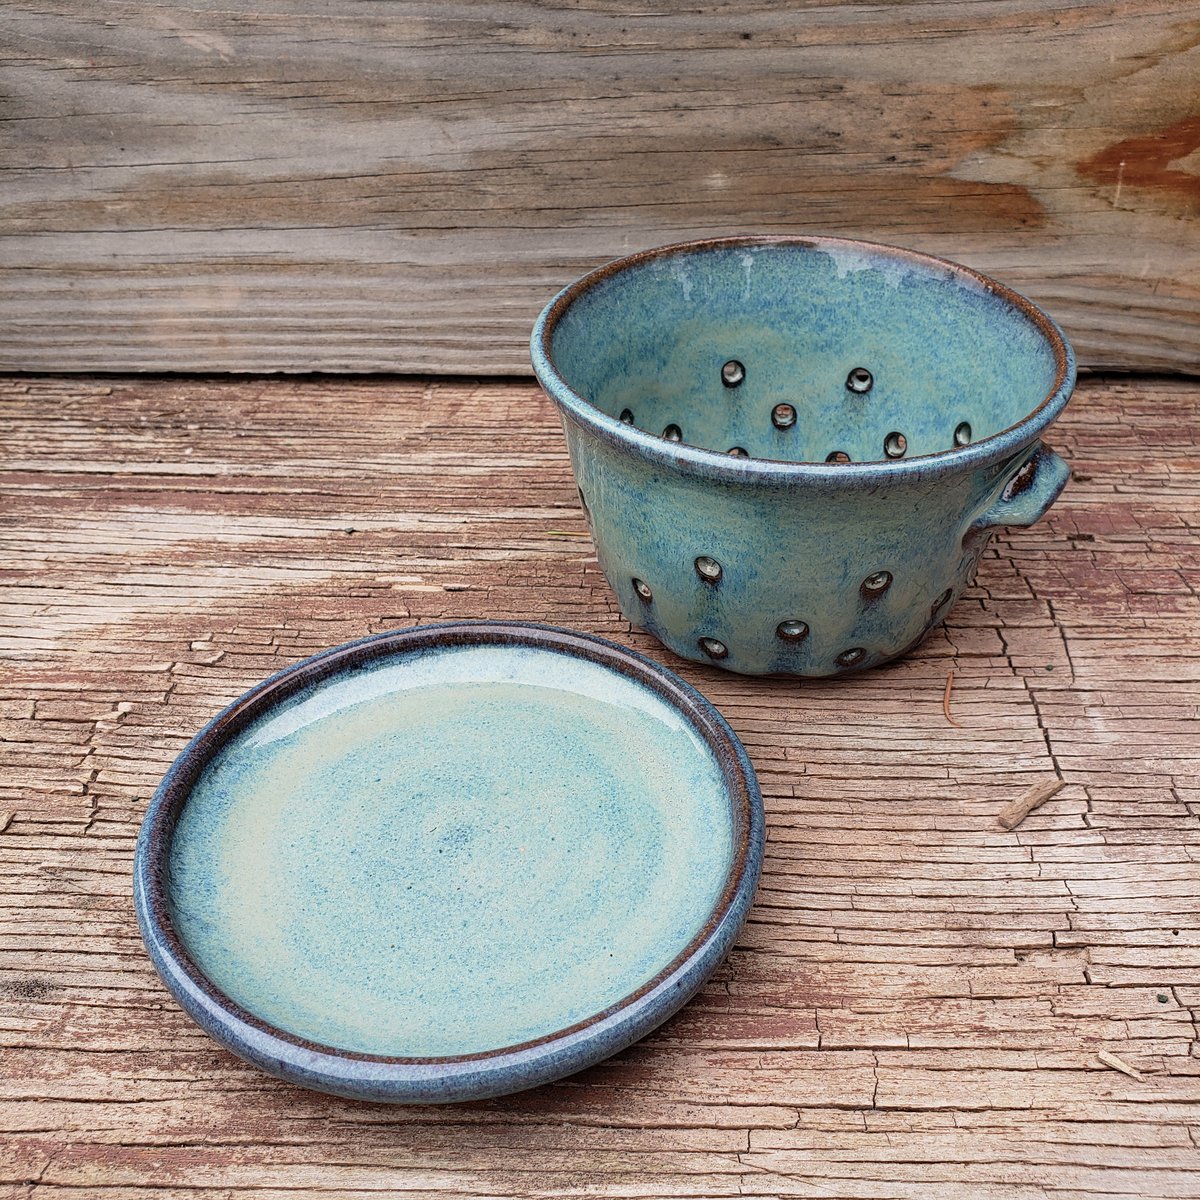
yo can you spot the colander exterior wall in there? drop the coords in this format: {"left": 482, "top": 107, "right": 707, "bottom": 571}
{"left": 562, "top": 416, "right": 1065, "bottom": 677}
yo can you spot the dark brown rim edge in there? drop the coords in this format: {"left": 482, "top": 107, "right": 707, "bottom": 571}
{"left": 531, "top": 234, "right": 1076, "bottom": 478}
{"left": 142, "top": 621, "right": 756, "bottom": 1067}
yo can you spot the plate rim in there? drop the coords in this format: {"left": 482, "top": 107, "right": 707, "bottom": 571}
{"left": 134, "top": 620, "right": 764, "bottom": 1101}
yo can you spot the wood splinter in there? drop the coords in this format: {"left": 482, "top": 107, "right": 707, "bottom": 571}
{"left": 943, "top": 670, "right": 962, "bottom": 727}
{"left": 997, "top": 775, "right": 1065, "bottom": 830}
{"left": 1098, "top": 1049, "right": 1144, "bottom": 1081}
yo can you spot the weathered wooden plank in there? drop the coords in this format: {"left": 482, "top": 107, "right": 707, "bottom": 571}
{"left": 1, "top": 373, "right": 1199, "bottom": 1196}
{"left": 3, "top": 3, "right": 1200, "bottom": 373}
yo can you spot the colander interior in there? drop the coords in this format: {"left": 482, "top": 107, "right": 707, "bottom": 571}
{"left": 547, "top": 240, "right": 1062, "bottom": 464}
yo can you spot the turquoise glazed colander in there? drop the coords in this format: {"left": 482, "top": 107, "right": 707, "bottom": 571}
{"left": 531, "top": 236, "right": 1076, "bottom": 677}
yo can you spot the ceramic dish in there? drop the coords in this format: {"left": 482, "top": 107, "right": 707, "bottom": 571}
{"left": 531, "top": 235, "right": 1076, "bottom": 676}
{"left": 134, "top": 622, "right": 763, "bottom": 1102}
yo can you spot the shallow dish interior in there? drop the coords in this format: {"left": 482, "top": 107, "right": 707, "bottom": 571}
{"left": 548, "top": 240, "right": 1061, "bottom": 463}
{"left": 166, "top": 641, "right": 736, "bottom": 1058}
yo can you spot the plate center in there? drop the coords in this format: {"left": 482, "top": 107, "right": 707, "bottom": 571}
{"left": 167, "top": 644, "right": 735, "bottom": 1057}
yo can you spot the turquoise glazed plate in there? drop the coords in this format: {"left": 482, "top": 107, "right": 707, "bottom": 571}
{"left": 134, "top": 622, "right": 763, "bottom": 1103}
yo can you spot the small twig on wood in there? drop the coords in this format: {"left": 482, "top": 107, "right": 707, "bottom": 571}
{"left": 1098, "top": 1049, "right": 1144, "bottom": 1081}
{"left": 997, "top": 775, "right": 1065, "bottom": 830}
{"left": 943, "top": 671, "right": 962, "bottom": 727}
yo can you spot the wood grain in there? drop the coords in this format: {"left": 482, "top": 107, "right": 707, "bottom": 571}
{"left": 3, "top": 2, "right": 1200, "bottom": 375}
{"left": 2, "top": 373, "right": 1200, "bottom": 1196}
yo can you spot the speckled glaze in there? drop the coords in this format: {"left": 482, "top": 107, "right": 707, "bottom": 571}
{"left": 531, "top": 236, "right": 1076, "bottom": 677}
{"left": 134, "top": 622, "right": 763, "bottom": 1103}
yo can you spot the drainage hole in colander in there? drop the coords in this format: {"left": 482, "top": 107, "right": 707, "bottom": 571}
{"left": 776, "top": 620, "right": 809, "bottom": 642}
{"left": 931, "top": 587, "right": 953, "bottom": 615}
{"left": 772, "top": 403, "right": 797, "bottom": 430}
{"left": 954, "top": 421, "right": 972, "bottom": 447}
{"left": 699, "top": 636, "right": 728, "bottom": 660}
{"left": 836, "top": 647, "right": 866, "bottom": 667}
{"left": 663, "top": 423, "right": 682, "bottom": 442}
{"left": 861, "top": 570, "right": 893, "bottom": 598}
{"left": 884, "top": 431, "right": 907, "bottom": 458}
{"left": 694, "top": 556, "right": 723, "bottom": 584}
{"left": 721, "top": 360, "right": 746, "bottom": 388}
{"left": 826, "top": 450, "right": 851, "bottom": 464}
{"left": 619, "top": 408, "right": 635, "bottom": 425}
{"left": 846, "top": 368, "right": 873, "bottom": 394}
{"left": 633, "top": 578, "right": 653, "bottom": 602}
{"left": 728, "top": 446, "right": 749, "bottom": 457}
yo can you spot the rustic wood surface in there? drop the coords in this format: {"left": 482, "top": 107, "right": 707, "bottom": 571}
{"left": 2, "top": 373, "right": 1200, "bottom": 1197}
{"left": 4, "top": 1, "right": 1200, "bottom": 375}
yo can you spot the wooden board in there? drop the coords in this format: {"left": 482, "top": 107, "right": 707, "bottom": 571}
{"left": 3, "top": 2, "right": 1200, "bottom": 375}
{"left": 2, "top": 373, "right": 1200, "bottom": 1196}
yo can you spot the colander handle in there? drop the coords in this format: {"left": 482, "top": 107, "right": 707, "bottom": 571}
{"left": 975, "top": 443, "right": 1070, "bottom": 529}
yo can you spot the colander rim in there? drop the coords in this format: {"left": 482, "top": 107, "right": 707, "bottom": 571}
{"left": 530, "top": 234, "right": 1076, "bottom": 484}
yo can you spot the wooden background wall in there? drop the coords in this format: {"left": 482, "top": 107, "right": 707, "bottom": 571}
{"left": 3, "top": 0, "right": 1198, "bottom": 375}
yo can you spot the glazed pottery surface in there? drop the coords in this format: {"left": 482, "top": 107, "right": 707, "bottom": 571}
{"left": 134, "top": 622, "right": 763, "bottom": 1103}
{"left": 531, "top": 236, "right": 1077, "bottom": 677}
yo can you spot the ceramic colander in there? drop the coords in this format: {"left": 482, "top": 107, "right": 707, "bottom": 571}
{"left": 531, "top": 236, "right": 1076, "bottom": 677}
